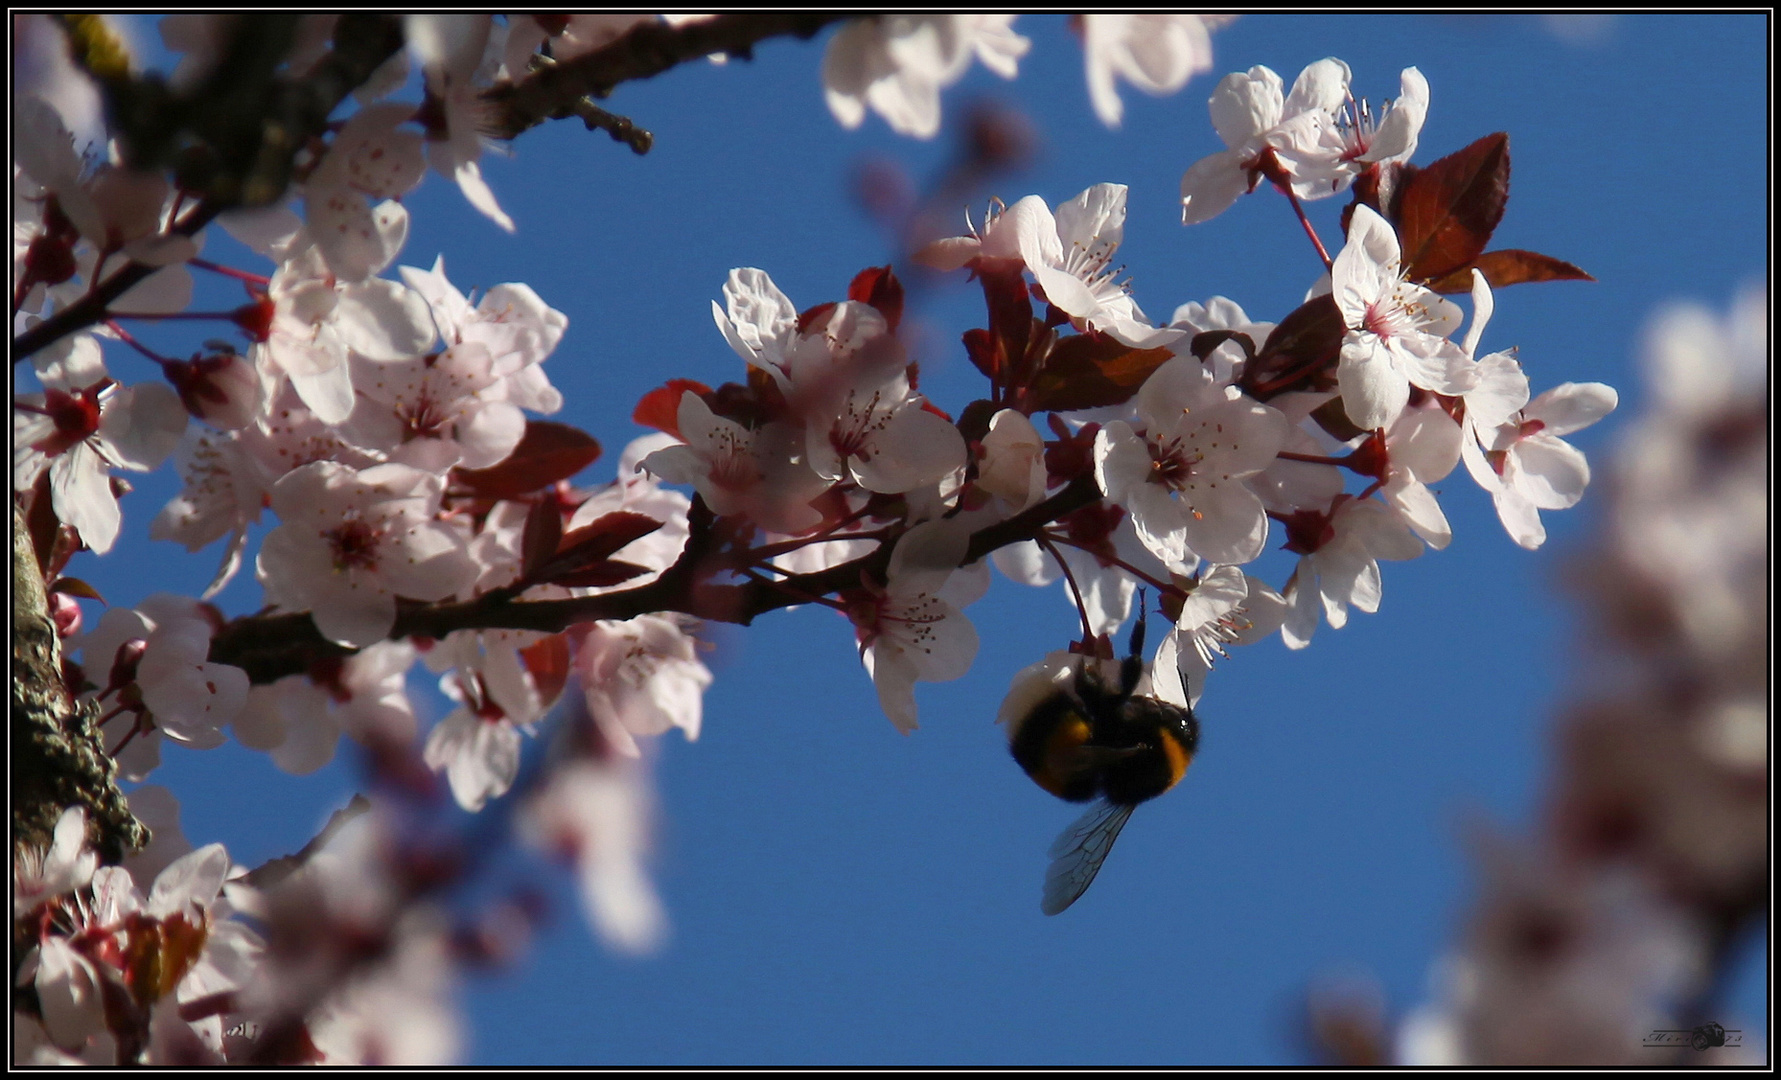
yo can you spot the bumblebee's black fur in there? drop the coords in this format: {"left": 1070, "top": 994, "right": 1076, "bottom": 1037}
{"left": 1009, "top": 614, "right": 1200, "bottom": 806}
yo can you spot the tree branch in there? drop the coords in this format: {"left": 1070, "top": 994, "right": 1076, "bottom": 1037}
{"left": 13, "top": 14, "right": 407, "bottom": 363}
{"left": 481, "top": 13, "right": 852, "bottom": 141}
{"left": 209, "top": 475, "right": 1104, "bottom": 683}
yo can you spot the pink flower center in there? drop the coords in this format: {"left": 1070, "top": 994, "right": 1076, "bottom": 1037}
{"left": 1146, "top": 435, "right": 1201, "bottom": 490}
{"left": 1361, "top": 297, "right": 1416, "bottom": 341}
{"left": 829, "top": 390, "right": 894, "bottom": 463}
{"left": 1335, "top": 95, "right": 1393, "bottom": 163}
{"left": 326, "top": 517, "right": 385, "bottom": 572}
{"left": 707, "top": 429, "right": 759, "bottom": 494}
{"left": 397, "top": 395, "right": 452, "bottom": 440}
{"left": 26, "top": 387, "right": 104, "bottom": 457}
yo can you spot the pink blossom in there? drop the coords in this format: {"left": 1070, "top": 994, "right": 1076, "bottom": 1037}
{"left": 848, "top": 519, "right": 981, "bottom": 733}
{"left": 572, "top": 615, "right": 712, "bottom": 758}
{"left": 15, "top": 365, "right": 188, "bottom": 555}
{"left": 1179, "top": 58, "right": 1351, "bottom": 225}
{"left": 1081, "top": 14, "right": 1225, "bottom": 128}
{"left": 1332, "top": 205, "right": 1477, "bottom": 430}
{"left": 823, "top": 15, "right": 1029, "bottom": 139}
{"left": 256, "top": 461, "right": 478, "bottom": 647}
{"left": 521, "top": 756, "right": 667, "bottom": 954}
{"left": 1093, "top": 355, "right": 1288, "bottom": 567}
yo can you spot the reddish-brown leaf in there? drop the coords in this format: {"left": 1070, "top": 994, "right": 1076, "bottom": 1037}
{"left": 632, "top": 378, "right": 711, "bottom": 439}
{"left": 544, "top": 560, "right": 653, "bottom": 589}
{"left": 1310, "top": 395, "right": 1367, "bottom": 442}
{"left": 454, "top": 421, "right": 602, "bottom": 500}
{"left": 519, "top": 497, "right": 563, "bottom": 581}
{"left": 517, "top": 632, "right": 572, "bottom": 708}
{"left": 1245, "top": 295, "right": 1345, "bottom": 399}
{"left": 1189, "top": 329, "right": 1257, "bottom": 365}
{"left": 1394, "top": 132, "right": 1510, "bottom": 284}
{"left": 48, "top": 576, "right": 106, "bottom": 603}
{"left": 552, "top": 511, "right": 664, "bottom": 568}
{"left": 975, "top": 259, "right": 1032, "bottom": 382}
{"left": 962, "top": 327, "right": 1001, "bottom": 383}
{"left": 1427, "top": 249, "right": 1596, "bottom": 293}
{"left": 25, "top": 471, "right": 59, "bottom": 575}
{"left": 796, "top": 300, "right": 838, "bottom": 334}
{"left": 848, "top": 265, "right": 904, "bottom": 332}
{"left": 1026, "top": 333, "right": 1175, "bottom": 413}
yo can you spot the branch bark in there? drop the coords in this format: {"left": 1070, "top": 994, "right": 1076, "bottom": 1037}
{"left": 481, "top": 13, "right": 852, "bottom": 140}
{"left": 11, "top": 505, "right": 144, "bottom": 865}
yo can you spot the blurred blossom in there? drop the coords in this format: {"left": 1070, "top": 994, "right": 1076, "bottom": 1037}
{"left": 1399, "top": 286, "right": 1767, "bottom": 1065}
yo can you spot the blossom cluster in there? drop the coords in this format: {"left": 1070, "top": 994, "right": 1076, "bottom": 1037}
{"left": 12, "top": 14, "right": 1624, "bottom": 1065}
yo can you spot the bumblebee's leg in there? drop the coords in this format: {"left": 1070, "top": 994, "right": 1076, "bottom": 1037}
{"left": 1120, "top": 588, "right": 1148, "bottom": 697}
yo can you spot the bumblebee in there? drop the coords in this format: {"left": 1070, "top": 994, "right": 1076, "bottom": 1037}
{"left": 1000, "top": 613, "right": 1199, "bottom": 915}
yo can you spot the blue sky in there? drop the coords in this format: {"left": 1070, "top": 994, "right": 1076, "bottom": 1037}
{"left": 63, "top": 13, "right": 1767, "bottom": 1064}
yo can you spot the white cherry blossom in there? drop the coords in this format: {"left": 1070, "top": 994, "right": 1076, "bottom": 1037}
{"left": 919, "top": 185, "right": 1181, "bottom": 349}
{"left": 521, "top": 755, "right": 667, "bottom": 954}
{"left": 1463, "top": 382, "right": 1618, "bottom": 550}
{"left": 640, "top": 394, "right": 826, "bottom": 533}
{"left": 1332, "top": 205, "right": 1478, "bottom": 431}
{"left": 13, "top": 807, "right": 98, "bottom": 919}
{"left": 233, "top": 641, "right": 419, "bottom": 775}
{"left": 975, "top": 407, "right": 1049, "bottom": 511}
{"left": 1378, "top": 399, "right": 1464, "bottom": 550}
{"left": 1094, "top": 354, "right": 1288, "bottom": 568}
{"left": 1281, "top": 67, "right": 1430, "bottom": 199}
{"left": 1081, "top": 14, "right": 1223, "bottom": 128}
{"left": 255, "top": 219, "right": 437, "bottom": 424}
{"left": 799, "top": 342, "right": 968, "bottom": 496}
{"left": 406, "top": 14, "right": 515, "bottom": 231}
{"left": 422, "top": 629, "right": 550, "bottom": 810}
{"left": 1169, "top": 295, "right": 1276, "bottom": 386}
{"left": 823, "top": 15, "right": 1029, "bottom": 139}
{"left": 15, "top": 370, "right": 188, "bottom": 555}
{"left": 256, "top": 461, "right": 478, "bottom": 647}
{"left": 711, "top": 266, "right": 799, "bottom": 383}
{"left": 304, "top": 103, "right": 427, "bottom": 283}
{"left": 1279, "top": 496, "right": 1425, "bottom": 649}
{"left": 1179, "top": 58, "right": 1351, "bottom": 225}
{"left": 572, "top": 614, "right": 712, "bottom": 759}
{"left": 399, "top": 256, "right": 566, "bottom": 414}
{"left": 849, "top": 518, "right": 981, "bottom": 733}
{"left": 1151, "top": 566, "right": 1285, "bottom": 707}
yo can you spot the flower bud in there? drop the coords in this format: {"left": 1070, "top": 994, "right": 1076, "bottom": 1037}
{"left": 164, "top": 350, "right": 262, "bottom": 430}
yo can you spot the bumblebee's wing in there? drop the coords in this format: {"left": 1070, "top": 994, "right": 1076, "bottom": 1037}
{"left": 1041, "top": 799, "right": 1136, "bottom": 916}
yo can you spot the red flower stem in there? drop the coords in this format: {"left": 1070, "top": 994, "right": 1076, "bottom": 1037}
{"left": 103, "top": 320, "right": 175, "bottom": 366}
{"left": 109, "top": 717, "right": 143, "bottom": 755}
{"left": 1037, "top": 535, "right": 1096, "bottom": 642}
{"left": 189, "top": 258, "right": 271, "bottom": 287}
{"left": 1281, "top": 184, "right": 1333, "bottom": 269}
{"left": 1045, "top": 530, "right": 1184, "bottom": 599}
